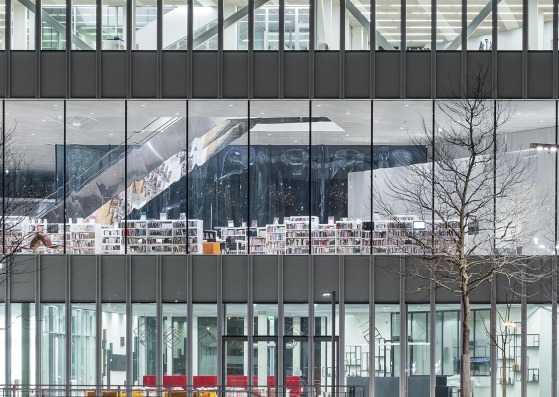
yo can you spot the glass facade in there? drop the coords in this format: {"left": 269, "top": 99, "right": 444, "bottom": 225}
{"left": 0, "top": 99, "right": 554, "bottom": 255}
{"left": 1, "top": 0, "right": 547, "bottom": 50}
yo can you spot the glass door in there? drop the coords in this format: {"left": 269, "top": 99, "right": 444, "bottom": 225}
{"left": 223, "top": 337, "right": 249, "bottom": 385}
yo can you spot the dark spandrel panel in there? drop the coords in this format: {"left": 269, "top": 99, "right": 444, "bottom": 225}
{"left": 10, "top": 256, "right": 36, "bottom": 302}
{"left": 222, "top": 256, "right": 248, "bottom": 302}
{"left": 131, "top": 51, "right": 157, "bottom": 98}
{"left": 375, "top": 52, "right": 400, "bottom": 98}
{"left": 101, "top": 52, "right": 126, "bottom": 98}
{"left": 101, "top": 255, "right": 127, "bottom": 302}
{"left": 223, "top": 52, "right": 248, "bottom": 98}
{"left": 283, "top": 256, "right": 309, "bottom": 302}
{"left": 253, "top": 52, "right": 279, "bottom": 98}
{"left": 10, "top": 51, "right": 35, "bottom": 98}
{"left": 406, "top": 52, "right": 430, "bottom": 98}
{"left": 284, "top": 52, "right": 309, "bottom": 98}
{"left": 253, "top": 256, "right": 278, "bottom": 302}
{"left": 314, "top": 51, "right": 339, "bottom": 98}
{"left": 71, "top": 255, "right": 97, "bottom": 302}
{"left": 40, "top": 255, "right": 66, "bottom": 302}
{"left": 71, "top": 51, "right": 96, "bottom": 98}
{"left": 192, "top": 255, "right": 218, "bottom": 302}
{"left": 528, "top": 52, "right": 553, "bottom": 98}
{"left": 192, "top": 51, "right": 218, "bottom": 98}
{"left": 436, "top": 51, "right": 461, "bottom": 98}
{"left": 162, "top": 52, "right": 188, "bottom": 98}
{"left": 41, "top": 51, "right": 66, "bottom": 98}
{"left": 345, "top": 52, "right": 369, "bottom": 98}
{"left": 497, "top": 52, "right": 522, "bottom": 98}
{"left": 131, "top": 255, "right": 156, "bottom": 302}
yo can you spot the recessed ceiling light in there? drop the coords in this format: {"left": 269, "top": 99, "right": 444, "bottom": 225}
{"left": 53, "top": 104, "right": 58, "bottom": 107}
{"left": 90, "top": 112, "right": 94, "bottom": 115}
{"left": 175, "top": 112, "right": 179, "bottom": 115}
{"left": 346, "top": 134, "right": 350, "bottom": 136}
{"left": 31, "top": 133, "right": 35, "bottom": 136}
{"left": 109, "top": 133, "right": 113, "bottom": 136}
{"left": 268, "top": 133, "right": 271, "bottom": 136}
{"left": 405, "top": 104, "right": 409, "bottom": 107}
{"left": 317, "top": 104, "right": 321, "bottom": 107}
{"left": 294, "top": 140, "right": 298, "bottom": 142}
{"left": 374, "top": 120, "right": 377, "bottom": 123}
{"left": 346, "top": 112, "right": 350, "bottom": 115}
{"left": 229, "top": 104, "right": 234, "bottom": 107}
{"left": 42, "top": 119, "right": 46, "bottom": 122}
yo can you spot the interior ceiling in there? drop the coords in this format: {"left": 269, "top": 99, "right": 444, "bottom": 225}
{"left": 4, "top": 100, "right": 555, "bottom": 172}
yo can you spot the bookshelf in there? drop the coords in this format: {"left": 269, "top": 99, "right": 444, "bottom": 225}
{"left": 266, "top": 224, "right": 286, "bottom": 254}
{"left": 311, "top": 224, "right": 337, "bottom": 254}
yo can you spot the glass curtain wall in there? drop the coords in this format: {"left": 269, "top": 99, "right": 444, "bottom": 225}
{"left": 132, "top": 304, "right": 157, "bottom": 385}
{"left": 193, "top": 0, "right": 218, "bottom": 49}
{"left": 224, "top": 0, "right": 248, "bottom": 50}
{"left": 406, "top": 0, "right": 431, "bottom": 50}
{"left": 497, "top": 0, "right": 522, "bottom": 50}
{"left": 254, "top": 0, "right": 279, "bottom": 50}
{"left": 284, "top": 304, "right": 309, "bottom": 383}
{"left": 102, "top": 304, "right": 127, "bottom": 387}
{"left": 436, "top": 0, "right": 461, "bottom": 50}
{"left": 42, "top": 304, "right": 66, "bottom": 387}
{"left": 163, "top": 0, "right": 188, "bottom": 50}
{"left": 375, "top": 0, "right": 399, "bottom": 50}
{"left": 71, "top": 304, "right": 96, "bottom": 385}
{"left": 162, "top": 304, "right": 188, "bottom": 377}
{"left": 374, "top": 305, "right": 401, "bottom": 393}
{"left": 42, "top": 0, "right": 66, "bottom": 50}
{"left": 12, "top": 0, "right": 35, "bottom": 49}
{"left": 102, "top": 0, "right": 126, "bottom": 49}
{"left": 193, "top": 304, "right": 218, "bottom": 379}
{"left": 467, "top": 0, "right": 492, "bottom": 50}
{"left": 315, "top": 0, "right": 339, "bottom": 50}
{"left": 284, "top": 0, "right": 309, "bottom": 50}
{"left": 133, "top": 0, "right": 157, "bottom": 50}
{"left": 345, "top": 0, "right": 369, "bottom": 50}
{"left": 11, "top": 303, "right": 36, "bottom": 387}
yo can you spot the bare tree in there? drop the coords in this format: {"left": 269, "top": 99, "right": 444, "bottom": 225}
{"left": 373, "top": 67, "right": 552, "bottom": 397}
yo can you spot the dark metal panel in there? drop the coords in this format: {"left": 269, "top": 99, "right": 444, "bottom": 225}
{"left": 10, "top": 51, "right": 36, "bottom": 98}
{"left": 192, "top": 51, "right": 218, "bottom": 98}
{"left": 131, "top": 51, "right": 158, "bottom": 98}
{"left": 495, "top": 273, "right": 523, "bottom": 305}
{"left": 70, "top": 255, "right": 96, "bottom": 302}
{"left": 223, "top": 51, "right": 248, "bottom": 98}
{"left": 40, "top": 255, "right": 66, "bottom": 302}
{"left": 0, "top": 52, "right": 5, "bottom": 98}
{"left": 192, "top": 255, "right": 218, "bottom": 302}
{"left": 101, "top": 51, "right": 127, "bottom": 98}
{"left": 284, "top": 51, "right": 309, "bottom": 98}
{"left": 283, "top": 255, "right": 309, "bottom": 302}
{"left": 436, "top": 51, "right": 461, "bottom": 98}
{"left": 375, "top": 52, "right": 400, "bottom": 98}
{"left": 314, "top": 51, "right": 340, "bottom": 98}
{"left": 373, "top": 256, "right": 400, "bottom": 303}
{"left": 345, "top": 51, "right": 370, "bottom": 98}
{"left": 253, "top": 255, "right": 278, "bottom": 302}
{"left": 404, "top": 257, "right": 430, "bottom": 303}
{"left": 527, "top": 52, "right": 553, "bottom": 98}
{"left": 466, "top": 52, "right": 492, "bottom": 94}
{"left": 406, "top": 52, "right": 431, "bottom": 99}
{"left": 40, "top": 51, "right": 66, "bottom": 98}
{"left": 101, "top": 255, "right": 127, "bottom": 302}
{"left": 253, "top": 51, "right": 279, "bottom": 98}
{"left": 497, "top": 52, "right": 522, "bottom": 98}
{"left": 344, "top": 256, "right": 369, "bottom": 303}
{"left": 222, "top": 255, "right": 248, "bottom": 302}
{"left": 71, "top": 51, "right": 96, "bottom": 98}
{"left": 162, "top": 51, "right": 188, "bottom": 98}
{"left": 526, "top": 257, "right": 553, "bottom": 303}
{"left": 131, "top": 255, "right": 156, "bottom": 302}
{"left": 313, "top": 255, "right": 339, "bottom": 300}
{"left": 10, "top": 255, "right": 36, "bottom": 302}
{"left": 161, "top": 255, "right": 188, "bottom": 302}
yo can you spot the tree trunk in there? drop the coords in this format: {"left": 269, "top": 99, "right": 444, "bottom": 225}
{"left": 461, "top": 293, "right": 471, "bottom": 397}
{"left": 502, "top": 339, "right": 508, "bottom": 397}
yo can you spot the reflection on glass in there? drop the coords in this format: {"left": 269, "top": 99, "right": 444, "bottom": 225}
{"left": 406, "top": 0, "right": 431, "bottom": 50}
{"left": 435, "top": 305, "right": 459, "bottom": 377}
{"left": 284, "top": 305, "right": 309, "bottom": 380}
{"left": 42, "top": 0, "right": 66, "bottom": 50}
{"left": 193, "top": 0, "right": 218, "bottom": 50}
{"left": 407, "top": 306, "right": 429, "bottom": 377}
{"left": 133, "top": 304, "right": 157, "bottom": 385}
{"left": 188, "top": 101, "right": 248, "bottom": 254}
{"left": 71, "top": 304, "right": 96, "bottom": 385}
{"left": 12, "top": 0, "right": 35, "bottom": 49}
{"left": 315, "top": 0, "right": 339, "bottom": 50}
{"left": 102, "top": 0, "right": 126, "bottom": 49}
{"left": 253, "top": 339, "right": 277, "bottom": 386}
{"left": 72, "top": 0, "right": 97, "bottom": 49}
{"left": 375, "top": 0, "right": 399, "bottom": 50}
{"left": 254, "top": 304, "right": 278, "bottom": 336}
{"left": 127, "top": 101, "right": 187, "bottom": 254}
{"left": 254, "top": 1, "right": 279, "bottom": 50}
{"left": 284, "top": 0, "right": 309, "bottom": 50}
{"left": 133, "top": 0, "right": 157, "bottom": 50}
{"left": 496, "top": 304, "right": 520, "bottom": 397}
{"left": 497, "top": 0, "right": 522, "bottom": 50}
{"left": 163, "top": 0, "right": 188, "bottom": 50}
{"left": 224, "top": 0, "right": 248, "bottom": 50}
{"left": 249, "top": 101, "right": 309, "bottom": 254}
{"left": 11, "top": 303, "right": 35, "bottom": 386}
{"left": 374, "top": 304, "right": 401, "bottom": 390}
{"left": 312, "top": 101, "right": 371, "bottom": 254}
{"left": 529, "top": 0, "right": 552, "bottom": 50}
{"left": 194, "top": 304, "right": 218, "bottom": 376}
{"left": 528, "top": 305, "right": 551, "bottom": 395}
{"left": 467, "top": 0, "right": 492, "bottom": 50}
{"left": 42, "top": 304, "right": 66, "bottom": 386}
{"left": 0, "top": 0, "right": 5, "bottom": 50}
{"left": 102, "top": 304, "right": 127, "bottom": 386}
{"left": 163, "top": 304, "right": 187, "bottom": 376}
{"left": 436, "top": 0, "right": 461, "bottom": 50}
{"left": 225, "top": 304, "right": 247, "bottom": 336}
{"left": 346, "top": 0, "right": 370, "bottom": 50}
{"left": 344, "top": 305, "right": 369, "bottom": 381}
{"left": 66, "top": 101, "right": 125, "bottom": 255}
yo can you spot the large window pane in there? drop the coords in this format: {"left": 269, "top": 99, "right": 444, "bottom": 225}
{"left": 344, "top": 304, "right": 369, "bottom": 383}
{"left": 193, "top": 0, "right": 218, "bottom": 50}
{"left": 102, "top": 0, "right": 126, "bottom": 49}
{"left": 254, "top": 0, "right": 279, "bottom": 50}
{"left": 346, "top": 0, "right": 370, "bottom": 50}
{"left": 528, "top": 0, "right": 552, "bottom": 49}
{"left": 162, "top": 304, "right": 187, "bottom": 377}
{"left": 284, "top": 0, "right": 309, "bottom": 50}
{"left": 528, "top": 305, "right": 551, "bottom": 396}
{"left": 224, "top": 0, "right": 248, "bottom": 49}
{"left": 284, "top": 304, "right": 309, "bottom": 381}
{"left": 66, "top": 101, "right": 125, "bottom": 255}
{"left": 126, "top": 101, "right": 187, "bottom": 254}
{"left": 188, "top": 101, "right": 248, "bottom": 254}
{"left": 315, "top": 0, "right": 339, "bottom": 50}
{"left": 133, "top": 304, "right": 157, "bottom": 385}
{"left": 5, "top": 101, "right": 64, "bottom": 255}
{"left": 372, "top": 101, "right": 432, "bottom": 255}
{"left": 194, "top": 304, "right": 218, "bottom": 378}
{"left": 133, "top": 0, "right": 157, "bottom": 50}
{"left": 249, "top": 101, "right": 309, "bottom": 254}
{"left": 42, "top": 304, "right": 66, "bottom": 387}
{"left": 72, "top": 0, "right": 96, "bottom": 49}
{"left": 11, "top": 303, "right": 36, "bottom": 387}
{"left": 375, "top": 0, "right": 399, "bottom": 50}
{"left": 163, "top": 0, "right": 188, "bottom": 50}
{"left": 406, "top": 0, "right": 431, "bottom": 50}
{"left": 497, "top": 0, "right": 522, "bottom": 50}
{"left": 102, "top": 304, "right": 127, "bottom": 386}
{"left": 42, "top": 0, "right": 66, "bottom": 50}
{"left": 0, "top": 0, "right": 6, "bottom": 50}
{"left": 312, "top": 101, "right": 371, "bottom": 255}
{"left": 374, "top": 304, "right": 400, "bottom": 392}
{"left": 436, "top": 0, "right": 461, "bottom": 50}
{"left": 12, "top": 0, "right": 35, "bottom": 49}
{"left": 71, "top": 304, "right": 96, "bottom": 385}
{"left": 467, "top": 0, "right": 492, "bottom": 50}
